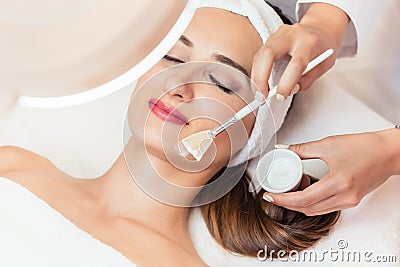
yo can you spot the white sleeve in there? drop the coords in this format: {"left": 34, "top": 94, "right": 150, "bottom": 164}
{"left": 296, "top": 0, "right": 388, "bottom": 57}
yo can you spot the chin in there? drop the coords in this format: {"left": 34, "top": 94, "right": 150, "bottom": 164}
{"left": 142, "top": 130, "right": 167, "bottom": 157}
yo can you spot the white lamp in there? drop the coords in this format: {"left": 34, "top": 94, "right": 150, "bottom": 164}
{"left": 0, "top": 0, "right": 197, "bottom": 108}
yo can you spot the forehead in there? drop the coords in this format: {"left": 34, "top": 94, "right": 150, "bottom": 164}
{"left": 183, "top": 8, "right": 263, "bottom": 73}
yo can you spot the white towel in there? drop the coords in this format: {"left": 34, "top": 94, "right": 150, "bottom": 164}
{"left": 0, "top": 177, "right": 136, "bottom": 267}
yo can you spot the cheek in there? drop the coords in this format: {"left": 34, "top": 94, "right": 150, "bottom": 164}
{"left": 214, "top": 132, "right": 233, "bottom": 162}
{"left": 144, "top": 126, "right": 162, "bottom": 148}
{"left": 243, "top": 112, "right": 256, "bottom": 136}
{"left": 135, "top": 61, "right": 166, "bottom": 89}
{"left": 214, "top": 112, "right": 255, "bottom": 163}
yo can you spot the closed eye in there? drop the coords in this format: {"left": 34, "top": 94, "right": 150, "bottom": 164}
{"left": 163, "top": 55, "right": 185, "bottom": 64}
{"left": 209, "top": 74, "right": 233, "bottom": 95}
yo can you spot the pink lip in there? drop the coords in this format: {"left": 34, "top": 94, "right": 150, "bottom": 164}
{"left": 149, "top": 98, "right": 189, "bottom": 126}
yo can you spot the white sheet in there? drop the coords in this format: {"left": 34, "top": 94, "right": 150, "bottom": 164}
{"left": 0, "top": 177, "right": 135, "bottom": 267}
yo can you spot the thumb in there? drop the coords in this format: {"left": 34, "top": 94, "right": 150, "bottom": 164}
{"left": 288, "top": 139, "right": 326, "bottom": 160}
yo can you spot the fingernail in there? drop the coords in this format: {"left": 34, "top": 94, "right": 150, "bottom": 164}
{"left": 275, "top": 144, "right": 289, "bottom": 149}
{"left": 263, "top": 194, "right": 274, "bottom": 203}
{"left": 290, "top": 84, "right": 301, "bottom": 96}
{"left": 276, "top": 94, "right": 286, "bottom": 102}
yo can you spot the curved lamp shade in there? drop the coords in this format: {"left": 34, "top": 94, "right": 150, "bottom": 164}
{"left": 0, "top": 0, "right": 196, "bottom": 108}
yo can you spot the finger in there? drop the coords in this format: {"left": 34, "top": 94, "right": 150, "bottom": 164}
{"left": 297, "top": 57, "right": 336, "bottom": 92}
{"left": 288, "top": 138, "right": 330, "bottom": 160}
{"left": 251, "top": 29, "right": 291, "bottom": 97}
{"left": 304, "top": 199, "right": 359, "bottom": 216}
{"left": 296, "top": 194, "right": 341, "bottom": 216}
{"left": 276, "top": 57, "right": 308, "bottom": 98}
{"left": 308, "top": 206, "right": 342, "bottom": 216}
{"left": 251, "top": 45, "right": 289, "bottom": 97}
{"left": 305, "top": 185, "right": 365, "bottom": 215}
{"left": 276, "top": 42, "right": 319, "bottom": 98}
{"left": 314, "top": 201, "right": 361, "bottom": 215}
{"left": 263, "top": 175, "right": 336, "bottom": 209}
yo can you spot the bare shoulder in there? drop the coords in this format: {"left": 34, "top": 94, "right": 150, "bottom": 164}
{"left": 0, "top": 146, "right": 74, "bottom": 203}
{"left": 0, "top": 146, "right": 53, "bottom": 175}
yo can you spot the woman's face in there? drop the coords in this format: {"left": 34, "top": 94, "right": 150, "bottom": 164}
{"left": 132, "top": 8, "right": 262, "bottom": 182}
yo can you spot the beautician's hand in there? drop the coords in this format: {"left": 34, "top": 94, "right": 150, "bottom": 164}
{"left": 252, "top": 3, "right": 350, "bottom": 99}
{"left": 263, "top": 129, "right": 400, "bottom": 216}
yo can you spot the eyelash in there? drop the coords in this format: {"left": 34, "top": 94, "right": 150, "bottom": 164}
{"left": 209, "top": 74, "right": 233, "bottom": 95}
{"left": 163, "top": 55, "right": 185, "bottom": 64}
{"left": 163, "top": 55, "right": 233, "bottom": 95}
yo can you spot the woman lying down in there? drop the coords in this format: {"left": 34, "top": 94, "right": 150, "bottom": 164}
{"left": 0, "top": 1, "right": 339, "bottom": 266}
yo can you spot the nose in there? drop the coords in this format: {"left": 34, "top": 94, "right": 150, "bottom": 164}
{"left": 164, "top": 75, "right": 195, "bottom": 102}
{"left": 168, "top": 84, "right": 195, "bottom": 102}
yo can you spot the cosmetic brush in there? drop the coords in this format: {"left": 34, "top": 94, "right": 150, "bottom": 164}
{"left": 181, "top": 48, "right": 334, "bottom": 161}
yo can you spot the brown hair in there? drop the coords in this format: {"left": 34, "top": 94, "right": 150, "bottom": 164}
{"left": 200, "top": 172, "right": 340, "bottom": 258}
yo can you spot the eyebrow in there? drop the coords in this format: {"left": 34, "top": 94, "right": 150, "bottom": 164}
{"left": 212, "top": 54, "right": 249, "bottom": 77}
{"left": 178, "top": 35, "right": 249, "bottom": 77}
{"left": 178, "top": 35, "right": 193, "bottom": 48}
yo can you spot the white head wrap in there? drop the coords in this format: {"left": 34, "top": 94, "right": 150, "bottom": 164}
{"left": 192, "top": 0, "right": 293, "bottom": 166}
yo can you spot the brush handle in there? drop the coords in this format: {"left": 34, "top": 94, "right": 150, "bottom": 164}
{"left": 267, "top": 48, "right": 334, "bottom": 99}
{"left": 235, "top": 91, "right": 265, "bottom": 120}
{"left": 209, "top": 91, "right": 264, "bottom": 137}
{"left": 303, "top": 48, "right": 334, "bottom": 74}
{"left": 209, "top": 117, "right": 238, "bottom": 138}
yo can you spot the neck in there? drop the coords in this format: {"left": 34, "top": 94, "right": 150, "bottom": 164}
{"left": 92, "top": 153, "right": 192, "bottom": 239}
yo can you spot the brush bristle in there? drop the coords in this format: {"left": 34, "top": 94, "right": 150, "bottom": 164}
{"left": 176, "top": 142, "right": 190, "bottom": 158}
{"left": 181, "top": 131, "right": 214, "bottom": 161}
